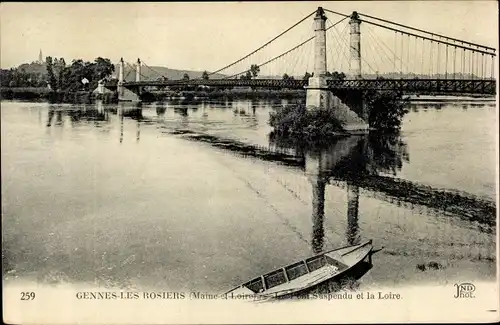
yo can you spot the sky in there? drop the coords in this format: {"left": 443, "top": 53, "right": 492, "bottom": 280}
{"left": 0, "top": 1, "right": 497, "bottom": 72}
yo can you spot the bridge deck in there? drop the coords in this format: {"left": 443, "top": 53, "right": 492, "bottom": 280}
{"left": 109, "top": 78, "right": 496, "bottom": 95}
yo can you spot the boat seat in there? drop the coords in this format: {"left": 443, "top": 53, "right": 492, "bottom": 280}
{"left": 325, "top": 254, "right": 349, "bottom": 270}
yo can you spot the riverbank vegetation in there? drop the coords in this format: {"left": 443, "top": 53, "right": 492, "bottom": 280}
{"left": 268, "top": 89, "right": 409, "bottom": 137}
{"left": 365, "top": 90, "right": 409, "bottom": 130}
{"left": 140, "top": 88, "right": 305, "bottom": 102}
{"left": 0, "top": 87, "right": 117, "bottom": 103}
{"left": 269, "top": 105, "right": 346, "bottom": 139}
{"left": 267, "top": 70, "right": 409, "bottom": 135}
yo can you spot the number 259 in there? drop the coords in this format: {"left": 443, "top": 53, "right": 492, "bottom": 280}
{"left": 20, "top": 292, "right": 35, "bottom": 300}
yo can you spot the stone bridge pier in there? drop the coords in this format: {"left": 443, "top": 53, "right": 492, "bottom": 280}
{"left": 305, "top": 8, "right": 369, "bottom": 133}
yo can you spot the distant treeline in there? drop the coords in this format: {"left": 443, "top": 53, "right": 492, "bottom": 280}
{"left": 1, "top": 56, "right": 115, "bottom": 91}
{"left": 0, "top": 86, "right": 302, "bottom": 103}
{"left": 0, "top": 87, "right": 117, "bottom": 103}
{"left": 142, "top": 89, "right": 305, "bottom": 102}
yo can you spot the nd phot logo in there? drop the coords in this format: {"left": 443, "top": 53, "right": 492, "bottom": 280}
{"left": 454, "top": 283, "right": 475, "bottom": 298}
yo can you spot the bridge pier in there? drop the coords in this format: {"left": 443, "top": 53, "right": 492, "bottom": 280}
{"left": 305, "top": 7, "right": 368, "bottom": 133}
{"left": 117, "top": 58, "right": 141, "bottom": 102}
{"left": 349, "top": 12, "right": 362, "bottom": 79}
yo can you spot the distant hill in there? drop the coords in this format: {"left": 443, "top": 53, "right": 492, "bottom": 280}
{"left": 3, "top": 61, "right": 226, "bottom": 81}
{"left": 112, "top": 64, "right": 226, "bottom": 81}
{"left": 7, "top": 62, "right": 484, "bottom": 81}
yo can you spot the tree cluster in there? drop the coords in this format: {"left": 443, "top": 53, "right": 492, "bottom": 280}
{"left": 45, "top": 56, "right": 115, "bottom": 91}
{"left": 300, "top": 71, "right": 346, "bottom": 81}
{"left": 0, "top": 66, "right": 47, "bottom": 88}
{"left": 269, "top": 104, "right": 344, "bottom": 140}
{"left": 1, "top": 57, "right": 115, "bottom": 92}
{"left": 239, "top": 64, "right": 260, "bottom": 80}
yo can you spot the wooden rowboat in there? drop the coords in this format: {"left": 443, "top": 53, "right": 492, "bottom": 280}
{"left": 224, "top": 240, "right": 374, "bottom": 299}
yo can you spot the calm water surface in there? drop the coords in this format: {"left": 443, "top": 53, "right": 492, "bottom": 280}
{"left": 1, "top": 98, "right": 496, "bottom": 292}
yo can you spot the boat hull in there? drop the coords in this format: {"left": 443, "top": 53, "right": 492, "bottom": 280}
{"left": 224, "top": 240, "right": 374, "bottom": 300}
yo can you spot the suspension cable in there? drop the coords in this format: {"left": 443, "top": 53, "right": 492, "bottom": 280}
{"left": 365, "top": 25, "right": 402, "bottom": 77}
{"left": 445, "top": 45, "right": 448, "bottom": 79}
{"left": 453, "top": 46, "right": 456, "bottom": 79}
{"left": 141, "top": 61, "right": 168, "bottom": 80}
{"left": 226, "top": 16, "right": 348, "bottom": 79}
{"left": 357, "top": 12, "right": 495, "bottom": 52}
{"left": 421, "top": 37, "right": 424, "bottom": 77}
{"left": 366, "top": 23, "right": 410, "bottom": 77}
{"left": 208, "top": 10, "right": 316, "bottom": 77}
{"left": 394, "top": 32, "right": 397, "bottom": 75}
{"left": 327, "top": 16, "right": 379, "bottom": 76}
{"left": 400, "top": 32, "right": 403, "bottom": 78}
{"left": 359, "top": 18, "right": 495, "bottom": 56}
{"left": 462, "top": 49, "right": 465, "bottom": 79}
{"left": 406, "top": 34, "right": 410, "bottom": 78}
{"left": 429, "top": 41, "right": 433, "bottom": 77}
{"left": 436, "top": 39, "right": 440, "bottom": 79}
{"left": 323, "top": 8, "right": 350, "bottom": 18}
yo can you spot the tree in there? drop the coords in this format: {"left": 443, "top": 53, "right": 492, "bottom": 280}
{"left": 328, "top": 71, "right": 346, "bottom": 80}
{"left": 282, "top": 73, "right": 295, "bottom": 80}
{"left": 366, "top": 90, "right": 409, "bottom": 131}
{"left": 249, "top": 64, "right": 260, "bottom": 79}
{"left": 46, "top": 56, "right": 57, "bottom": 90}
{"left": 239, "top": 71, "right": 252, "bottom": 80}
{"left": 303, "top": 72, "right": 313, "bottom": 81}
{"left": 202, "top": 71, "right": 209, "bottom": 80}
{"left": 54, "top": 58, "right": 66, "bottom": 90}
{"left": 182, "top": 73, "right": 190, "bottom": 80}
{"left": 93, "top": 57, "right": 115, "bottom": 80}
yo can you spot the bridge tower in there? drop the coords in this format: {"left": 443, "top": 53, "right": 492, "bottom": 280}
{"left": 116, "top": 58, "right": 141, "bottom": 102}
{"left": 349, "top": 12, "right": 362, "bottom": 79}
{"left": 305, "top": 7, "right": 368, "bottom": 133}
{"left": 136, "top": 58, "right": 141, "bottom": 82}
{"left": 305, "top": 7, "right": 328, "bottom": 109}
{"left": 118, "top": 57, "right": 125, "bottom": 98}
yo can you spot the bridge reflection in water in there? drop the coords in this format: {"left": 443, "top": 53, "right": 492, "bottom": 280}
{"left": 39, "top": 101, "right": 495, "bottom": 292}
{"left": 300, "top": 134, "right": 408, "bottom": 254}
{"left": 45, "top": 102, "right": 493, "bottom": 235}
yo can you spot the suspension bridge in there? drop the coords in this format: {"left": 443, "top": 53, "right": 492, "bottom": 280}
{"left": 102, "top": 7, "right": 496, "bottom": 132}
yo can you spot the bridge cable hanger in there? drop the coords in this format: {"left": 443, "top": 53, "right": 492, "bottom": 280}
{"left": 358, "top": 18, "right": 495, "bottom": 56}
{"left": 357, "top": 12, "right": 495, "bottom": 52}
{"left": 323, "top": 7, "right": 495, "bottom": 53}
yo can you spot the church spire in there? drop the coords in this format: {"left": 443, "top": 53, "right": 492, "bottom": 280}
{"left": 38, "top": 49, "right": 43, "bottom": 63}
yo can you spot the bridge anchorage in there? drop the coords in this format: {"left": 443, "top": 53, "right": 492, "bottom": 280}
{"left": 103, "top": 6, "right": 496, "bottom": 133}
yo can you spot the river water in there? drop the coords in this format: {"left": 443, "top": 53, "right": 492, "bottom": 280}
{"left": 1, "top": 98, "right": 496, "bottom": 293}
